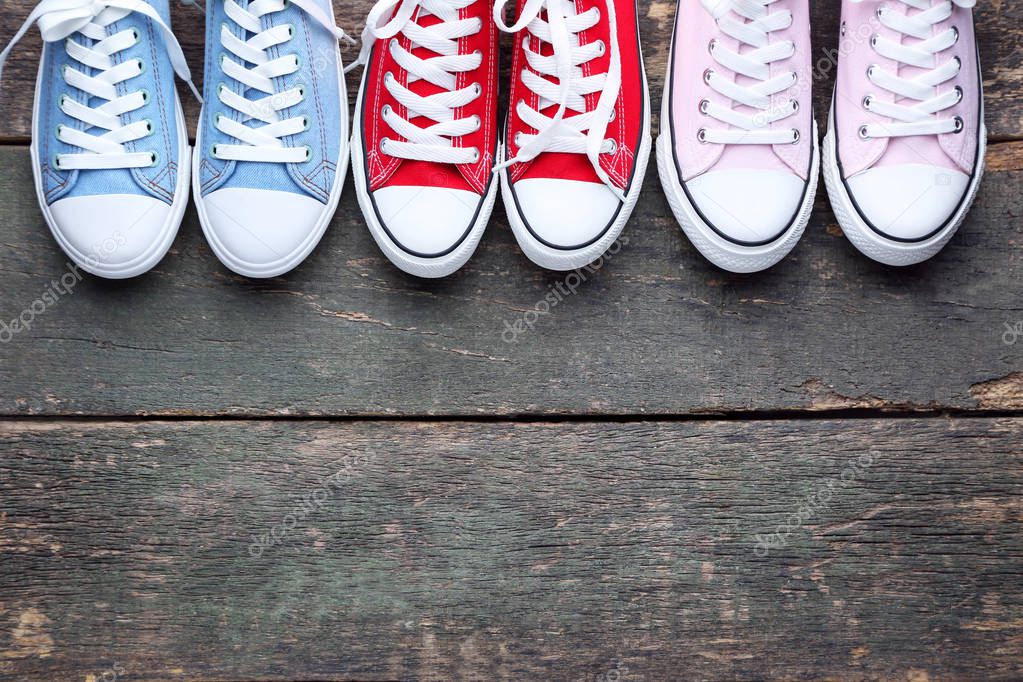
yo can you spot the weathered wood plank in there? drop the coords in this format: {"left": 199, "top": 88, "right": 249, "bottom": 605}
{"left": 0, "top": 0, "right": 1020, "bottom": 141}
{"left": 0, "top": 141, "right": 1020, "bottom": 416}
{"left": 0, "top": 417, "right": 1020, "bottom": 680}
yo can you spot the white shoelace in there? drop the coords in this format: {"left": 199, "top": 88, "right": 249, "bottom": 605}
{"left": 854, "top": 0, "right": 976, "bottom": 140}
{"left": 699, "top": 0, "right": 800, "bottom": 146}
{"left": 0, "top": 0, "right": 200, "bottom": 171}
{"left": 352, "top": 0, "right": 485, "bottom": 165}
{"left": 213, "top": 0, "right": 354, "bottom": 164}
{"left": 493, "top": 0, "right": 624, "bottom": 200}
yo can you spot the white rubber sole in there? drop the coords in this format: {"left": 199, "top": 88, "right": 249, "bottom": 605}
{"left": 655, "top": 62, "right": 819, "bottom": 275}
{"left": 31, "top": 62, "right": 189, "bottom": 280}
{"left": 500, "top": 63, "right": 652, "bottom": 272}
{"left": 193, "top": 44, "right": 349, "bottom": 279}
{"left": 349, "top": 69, "right": 497, "bottom": 279}
{"left": 822, "top": 101, "right": 986, "bottom": 267}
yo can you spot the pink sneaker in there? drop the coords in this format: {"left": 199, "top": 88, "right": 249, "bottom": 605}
{"left": 656, "top": 0, "right": 818, "bottom": 273}
{"left": 823, "top": 0, "right": 984, "bottom": 266}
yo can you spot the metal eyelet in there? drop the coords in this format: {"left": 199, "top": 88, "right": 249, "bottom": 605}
{"left": 697, "top": 128, "right": 708, "bottom": 143}
{"left": 604, "top": 138, "right": 617, "bottom": 155}
{"left": 471, "top": 82, "right": 482, "bottom": 96}
{"left": 866, "top": 64, "right": 878, "bottom": 80}
{"left": 286, "top": 23, "right": 295, "bottom": 37}
{"left": 148, "top": 151, "right": 159, "bottom": 167}
{"left": 292, "top": 55, "right": 301, "bottom": 68}
{"left": 953, "top": 85, "right": 963, "bottom": 103}
{"left": 594, "top": 40, "right": 606, "bottom": 56}
{"left": 840, "top": 21, "right": 847, "bottom": 37}
{"left": 862, "top": 94, "right": 873, "bottom": 110}
{"left": 470, "top": 114, "right": 481, "bottom": 129}
{"left": 131, "top": 28, "right": 140, "bottom": 43}
{"left": 469, "top": 147, "right": 480, "bottom": 163}
{"left": 513, "top": 132, "right": 523, "bottom": 146}
{"left": 708, "top": 39, "right": 717, "bottom": 55}
{"left": 302, "top": 145, "right": 312, "bottom": 162}
{"left": 790, "top": 99, "right": 799, "bottom": 113}
{"left": 382, "top": 104, "right": 392, "bottom": 117}
{"left": 301, "top": 115, "right": 311, "bottom": 132}
{"left": 858, "top": 125, "right": 871, "bottom": 140}
{"left": 703, "top": 68, "right": 714, "bottom": 84}
{"left": 790, "top": 129, "right": 800, "bottom": 144}
{"left": 608, "top": 107, "right": 616, "bottom": 122}
{"left": 953, "top": 116, "right": 964, "bottom": 133}
{"left": 296, "top": 84, "right": 306, "bottom": 100}
{"left": 870, "top": 33, "right": 880, "bottom": 48}
{"left": 950, "top": 26, "right": 959, "bottom": 44}
{"left": 52, "top": 154, "right": 63, "bottom": 170}
{"left": 144, "top": 119, "right": 154, "bottom": 135}
{"left": 211, "top": 144, "right": 220, "bottom": 159}
{"left": 951, "top": 55, "right": 962, "bottom": 73}
{"left": 698, "top": 99, "right": 710, "bottom": 115}
{"left": 380, "top": 137, "right": 391, "bottom": 154}
{"left": 140, "top": 89, "right": 150, "bottom": 104}
{"left": 875, "top": 7, "right": 885, "bottom": 19}
{"left": 55, "top": 124, "right": 65, "bottom": 140}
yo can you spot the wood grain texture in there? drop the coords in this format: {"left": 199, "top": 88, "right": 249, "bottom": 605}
{"left": 0, "top": 417, "right": 1020, "bottom": 681}
{"left": 0, "top": 141, "right": 1020, "bottom": 417}
{"left": 0, "top": 0, "right": 1020, "bottom": 141}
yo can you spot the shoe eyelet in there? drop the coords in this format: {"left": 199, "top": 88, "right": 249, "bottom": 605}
{"left": 140, "top": 89, "right": 151, "bottom": 104}
{"left": 790, "top": 98, "right": 799, "bottom": 113}
{"left": 471, "top": 82, "right": 482, "bottom": 96}
{"left": 301, "top": 115, "right": 311, "bottom": 132}
{"left": 513, "top": 132, "right": 523, "bottom": 146}
{"left": 219, "top": 52, "right": 228, "bottom": 68}
{"left": 58, "top": 93, "right": 69, "bottom": 109}
{"left": 604, "top": 138, "right": 617, "bottom": 155}
{"left": 594, "top": 40, "right": 606, "bottom": 56}
{"left": 698, "top": 99, "right": 709, "bottom": 115}
{"left": 292, "top": 55, "right": 301, "bottom": 69}
{"left": 148, "top": 151, "right": 159, "bottom": 167}
{"left": 703, "top": 68, "right": 714, "bottom": 84}
{"left": 840, "top": 21, "right": 847, "bottom": 37}
{"left": 866, "top": 64, "right": 878, "bottom": 80}
{"left": 380, "top": 137, "right": 391, "bottom": 154}
{"left": 862, "top": 94, "right": 872, "bottom": 110}
{"left": 389, "top": 38, "right": 399, "bottom": 51}
{"left": 875, "top": 7, "right": 885, "bottom": 19}
{"left": 134, "top": 58, "right": 145, "bottom": 75}
{"left": 953, "top": 85, "right": 963, "bottom": 103}
{"left": 469, "top": 147, "right": 480, "bottom": 163}
{"left": 697, "top": 128, "right": 708, "bottom": 143}
{"left": 790, "top": 129, "right": 800, "bottom": 144}
{"left": 707, "top": 39, "right": 717, "bottom": 55}
{"left": 52, "top": 154, "right": 63, "bottom": 170}
{"left": 296, "top": 83, "right": 306, "bottom": 100}
{"left": 286, "top": 23, "right": 295, "bottom": 38}
{"left": 950, "top": 26, "right": 959, "bottom": 44}
{"left": 471, "top": 114, "right": 481, "bottom": 130}
{"left": 591, "top": 6, "right": 600, "bottom": 20}
{"left": 55, "top": 124, "right": 65, "bottom": 140}
{"left": 211, "top": 144, "right": 219, "bottom": 159}
{"left": 858, "top": 125, "right": 871, "bottom": 140}
{"left": 953, "top": 115, "right": 964, "bottom": 133}
{"left": 382, "top": 104, "right": 392, "bottom": 117}
{"left": 951, "top": 55, "right": 962, "bottom": 73}
{"left": 385, "top": 71, "right": 395, "bottom": 84}
{"left": 144, "top": 118, "right": 154, "bottom": 136}
{"left": 131, "top": 28, "right": 140, "bottom": 43}
{"left": 608, "top": 107, "right": 616, "bottom": 122}
{"left": 302, "top": 145, "right": 312, "bottom": 162}
{"left": 870, "top": 33, "right": 880, "bottom": 48}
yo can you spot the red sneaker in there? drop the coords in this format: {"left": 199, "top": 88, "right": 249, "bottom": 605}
{"left": 495, "top": 0, "right": 651, "bottom": 271}
{"left": 351, "top": 0, "right": 500, "bottom": 278}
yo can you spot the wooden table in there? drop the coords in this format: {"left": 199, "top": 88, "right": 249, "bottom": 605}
{"left": 1, "top": 1, "right": 1021, "bottom": 679}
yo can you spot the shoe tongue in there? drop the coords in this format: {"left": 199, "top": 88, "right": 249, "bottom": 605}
{"left": 404, "top": 7, "right": 455, "bottom": 105}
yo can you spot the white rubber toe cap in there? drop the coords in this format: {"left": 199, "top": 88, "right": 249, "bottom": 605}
{"left": 512, "top": 178, "right": 621, "bottom": 249}
{"left": 373, "top": 185, "right": 479, "bottom": 257}
{"left": 846, "top": 164, "right": 970, "bottom": 242}
{"left": 49, "top": 193, "right": 174, "bottom": 276}
{"left": 202, "top": 188, "right": 327, "bottom": 276}
{"left": 686, "top": 169, "right": 805, "bottom": 245}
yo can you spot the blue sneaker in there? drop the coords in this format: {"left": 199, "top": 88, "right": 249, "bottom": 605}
{"left": 0, "top": 0, "right": 198, "bottom": 280}
{"left": 194, "top": 0, "right": 353, "bottom": 278}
